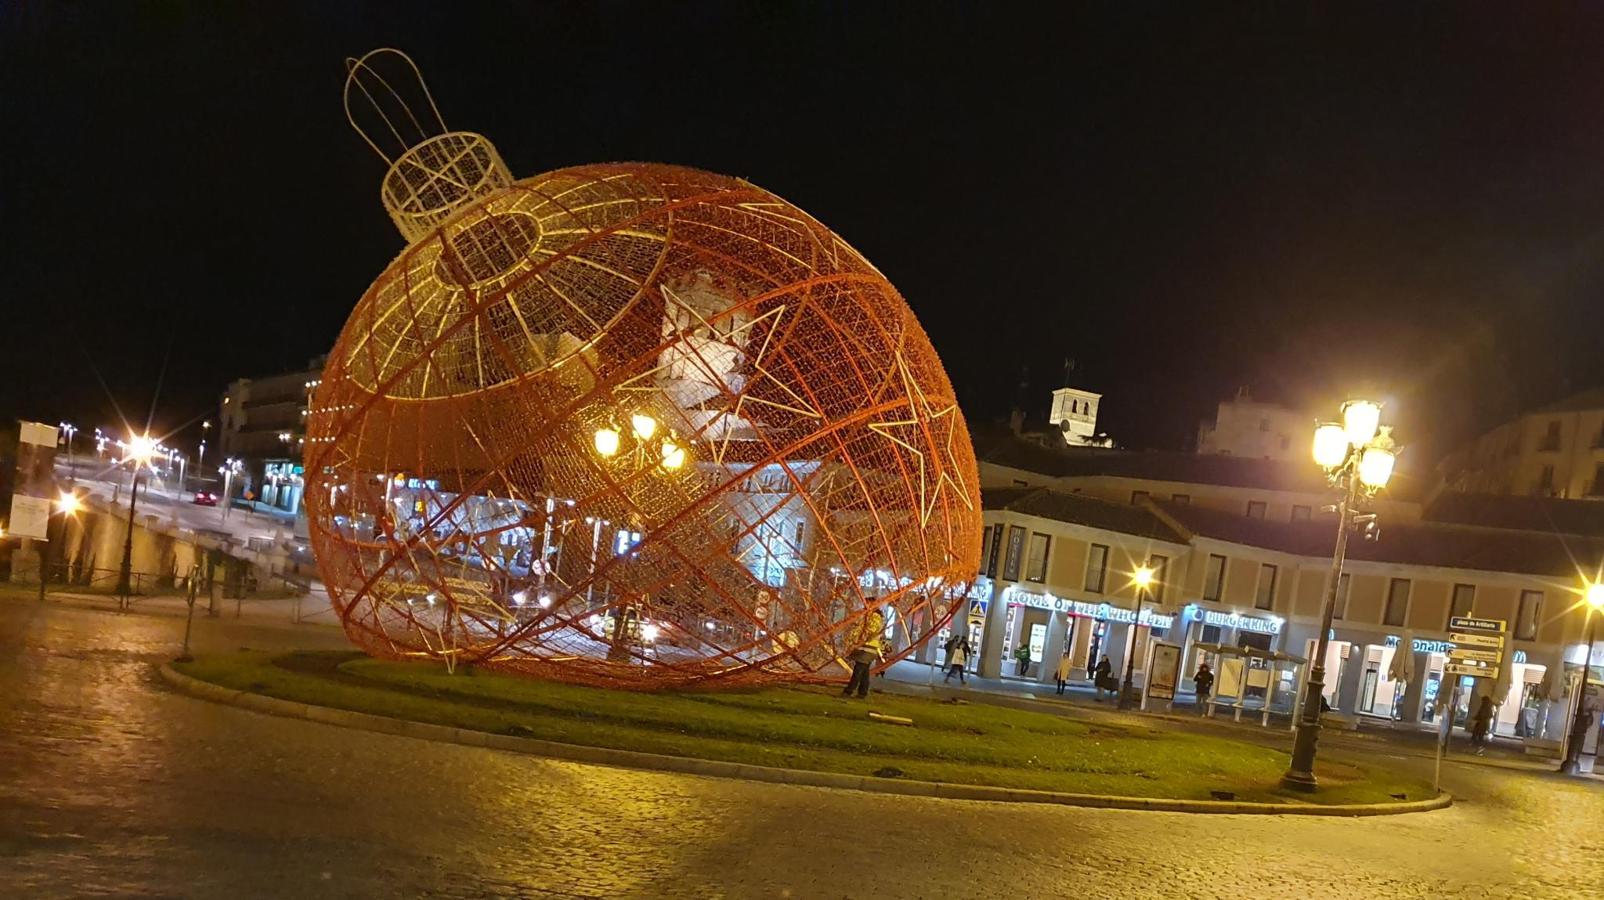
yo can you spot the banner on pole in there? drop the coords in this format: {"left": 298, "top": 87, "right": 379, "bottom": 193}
{"left": 9, "top": 422, "right": 59, "bottom": 539}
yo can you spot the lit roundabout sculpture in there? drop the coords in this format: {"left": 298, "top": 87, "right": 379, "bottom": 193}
{"left": 304, "top": 50, "right": 982, "bottom": 688}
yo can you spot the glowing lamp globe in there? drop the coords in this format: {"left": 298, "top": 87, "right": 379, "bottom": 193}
{"left": 303, "top": 51, "right": 982, "bottom": 689}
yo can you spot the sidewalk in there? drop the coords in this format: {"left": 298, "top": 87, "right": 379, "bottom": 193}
{"left": 878, "top": 658, "right": 1604, "bottom": 786}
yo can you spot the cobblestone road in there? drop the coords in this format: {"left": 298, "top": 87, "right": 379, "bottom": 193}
{"left": 2, "top": 597, "right": 1600, "bottom": 898}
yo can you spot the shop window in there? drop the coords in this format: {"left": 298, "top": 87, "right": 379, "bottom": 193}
{"left": 1200, "top": 624, "right": 1222, "bottom": 645}
{"left": 1384, "top": 578, "right": 1411, "bottom": 627}
{"left": 1246, "top": 500, "right": 1267, "bottom": 519}
{"left": 978, "top": 526, "right": 993, "bottom": 575}
{"left": 1084, "top": 543, "right": 1109, "bottom": 593}
{"left": 1203, "top": 554, "right": 1226, "bottom": 602}
{"left": 1449, "top": 584, "right": 1476, "bottom": 626}
{"left": 1148, "top": 554, "right": 1169, "bottom": 603}
{"left": 1516, "top": 590, "right": 1542, "bottom": 640}
{"left": 1024, "top": 533, "right": 1050, "bottom": 582}
{"left": 1239, "top": 631, "right": 1272, "bottom": 652}
{"left": 1291, "top": 505, "right": 1311, "bottom": 522}
{"left": 1255, "top": 564, "right": 1278, "bottom": 610}
{"left": 984, "top": 523, "right": 1004, "bottom": 577}
{"left": 1001, "top": 525, "right": 1026, "bottom": 581}
{"left": 1332, "top": 573, "right": 1350, "bottom": 620}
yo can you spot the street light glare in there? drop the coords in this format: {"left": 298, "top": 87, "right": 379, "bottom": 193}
{"left": 1132, "top": 564, "right": 1156, "bottom": 589}
{"left": 1585, "top": 581, "right": 1604, "bottom": 612}
{"left": 1341, "top": 400, "right": 1381, "bottom": 447}
{"left": 1312, "top": 423, "right": 1349, "bottom": 468}
{"left": 1357, "top": 445, "right": 1396, "bottom": 489}
{"left": 126, "top": 433, "right": 156, "bottom": 464}
{"left": 57, "top": 491, "right": 82, "bottom": 514}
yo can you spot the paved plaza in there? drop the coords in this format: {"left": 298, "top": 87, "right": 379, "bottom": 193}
{"left": 1, "top": 596, "right": 1601, "bottom": 898}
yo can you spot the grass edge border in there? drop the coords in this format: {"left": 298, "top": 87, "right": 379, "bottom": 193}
{"left": 158, "top": 661, "right": 1452, "bottom": 817}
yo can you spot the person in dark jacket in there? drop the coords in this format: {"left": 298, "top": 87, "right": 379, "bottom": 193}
{"left": 1470, "top": 695, "right": 1495, "bottom": 754}
{"left": 1093, "top": 655, "right": 1114, "bottom": 701}
{"left": 1192, "top": 662, "right": 1214, "bottom": 714}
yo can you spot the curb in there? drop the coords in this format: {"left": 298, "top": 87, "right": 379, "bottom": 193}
{"left": 157, "top": 663, "right": 1452, "bottom": 817}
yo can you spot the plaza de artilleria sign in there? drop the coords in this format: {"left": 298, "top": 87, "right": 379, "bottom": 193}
{"left": 999, "top": 585, "right": 1175, "bottom": 629}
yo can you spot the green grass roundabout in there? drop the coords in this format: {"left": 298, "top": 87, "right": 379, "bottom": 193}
{"left": 175, "top": 651, "right": 1434, "bottom": 806}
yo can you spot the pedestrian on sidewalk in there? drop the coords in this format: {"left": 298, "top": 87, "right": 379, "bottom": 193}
{"left": 1054, "top": 651, "right": 1074, "bottom": 695}
{"left": 1093, "top": 655, "right": 1114, "bottom": 701}
{"left": 943, "top": 636, "right": 968, "bottom": 684}
{"left": 1192, "top": 662, "right": 1214, "bottom": 714}
{"left": 841, "top": 608, "right": 886, "bottom": 699}
{"left": 1470, "top": 695, "right": 1495, "bottom": 754}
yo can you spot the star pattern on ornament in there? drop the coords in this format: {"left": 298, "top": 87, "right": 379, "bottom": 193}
{"left": 617, "top": 284, "right": 820, "bottom": 464}
{"left": 867, "top": 350, "right": 973, "bottom": 529}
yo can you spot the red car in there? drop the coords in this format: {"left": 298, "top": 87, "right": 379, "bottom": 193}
{"left": 192, "top": 491, "right": 218, "bottom": 506}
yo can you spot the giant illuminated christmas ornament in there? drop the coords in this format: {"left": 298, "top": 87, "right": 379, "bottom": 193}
{"left": 304, "top": 50, "right": 982, "bottom": 688}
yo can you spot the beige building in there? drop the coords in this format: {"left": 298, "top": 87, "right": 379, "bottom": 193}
{"left": 1438, "top": 387, "right": 1604, "bottom": 500}
{"left": 1196, "top": 389, "right": 1310, "bottom": 461}
{"left": 948, "top": 484, "right": 1604, "bottom": 744}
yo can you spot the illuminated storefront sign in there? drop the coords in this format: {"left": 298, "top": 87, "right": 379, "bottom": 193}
{"left": 1200, "top": 609, "right": 1281, "bottom": 634}
{"left": 1001, "top": 586, "right": 1174, "bottom": 628}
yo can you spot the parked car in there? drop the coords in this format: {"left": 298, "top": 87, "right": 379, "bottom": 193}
{"left": 192, "top": 491, "right": 218, "bottom": 506}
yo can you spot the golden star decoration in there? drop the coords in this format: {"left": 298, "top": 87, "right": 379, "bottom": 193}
{"left": 866, "top": 351, "right": 973, "bottom": 530}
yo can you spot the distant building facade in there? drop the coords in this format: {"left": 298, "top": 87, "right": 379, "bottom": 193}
{"left": 1438, "top": 387, "right": 1604, "bottom": 500}
{"left": 217, "top": 355, "right": 325, "bottom": 514}
{"left": 1196, "top": 389, "right": 1309, "bottom": 460}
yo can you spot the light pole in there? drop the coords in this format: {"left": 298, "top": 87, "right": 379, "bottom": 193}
{"left": 39, "top": 489, "right": 83, "bottom": 602}
{"left": 1282, "top": 400, "right": 1396, "bottom": 792}
{"left": 1118, "top": 562, "right": 1157, "bottom": 710}
{"left": 591, "top": 411, "right": 688, "bottom": 662}
{"left": 116, "top": 433, "right": 157, "bottom": 604}
{"left": 220, "top": 458, "right": 242, "bottom": 522}
{"left": 198, "top": 420, "right": 210, "bottom": 474}
{"left": 59, "top": 422, "right": 77, "bottom": 483}
{"left": 1559, "top": 581, "right": 1604, "bottom": 774}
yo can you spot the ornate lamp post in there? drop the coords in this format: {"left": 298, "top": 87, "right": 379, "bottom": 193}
{"left": 1117, "top": 562, "right": 1158, "bottom": 710}
{"left": 591, "top": 411, "right": 688, "bottom": 660}
{"left": 1559, "top": 581, "right": 1604, "bottom": 775}
{"left": 1282, "top": 400, "right": 1396, "bottom": 792}
{"left": 115, "top": 433, "right": 157, "bottom": 604}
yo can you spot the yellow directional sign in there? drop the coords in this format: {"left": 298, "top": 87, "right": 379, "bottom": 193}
{"left": 1449, "top": 632, "right": 1505, "bottom": 648}
{"left": 1449, "top": 647, "right": 1502, "bottom": 664}
{"left": 1445, "top": 663, "right": 1492, "bottom": 679}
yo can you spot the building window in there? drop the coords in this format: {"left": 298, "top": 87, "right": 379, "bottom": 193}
{"left": 984, "top": 523, "right": 1004, "bottom": 577}
{"left": 1255, "top": 564, "right": 1278, "bottom": 610}
{"left": 1001, "top": 525, "right": 1026, "bottom": 581}
{"left": 1131, "top": 490, "right": 1150, "bottom": 504}
{"left": 1333, "top": 573, "right": 1350, "bottom": 620}
{"left": 1537, "top": 465, "right": 1555, "bottom": 494}
{"left": 1025, "top": 533, "right": 1050, "bottom": 582}
{"left": 1012, "top": 479, "right": 1028, "bottom": 488}
{"left": 1541, "top": 419, "right": 1562, "bottom": 452}
{"left": 1384, "top": 578, "right": 1411, "bottom": 627}
{"left": 1516, "top": 590, "right": 1542, "bottom": 640}
{"left": 1172, "top": 494, "right": 1191, "bottom": 504}
{"left": 1259, "top": 418, "right": 1270, "bottom": 432}
{"left": 1591, "top": 463, "right": 1604, "bottom": 497}
{"left": 1085, "top": 543, "right": 1109, "bottom": 593}
{"left": 1449, "top": 583, "right": 1476, "bottom": 626}
{"left": 1291, "top": 505, "right": 1311, "bottom": 522}
{"left": 1203, "top": 554, "right": 1226, "bottom": 602}
{"left": 1246, "top": 500, "right": 1267, "bottom": 519}
{"left": 978, "top": 526, "right": 993, "bottom": 575}
{"left": 1148, "top": 554, "right": 1168, "bottom": 603}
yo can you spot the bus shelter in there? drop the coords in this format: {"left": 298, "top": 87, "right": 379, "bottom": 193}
{"left": 1194, "top": 642, "right": 1307, "bottom": 727}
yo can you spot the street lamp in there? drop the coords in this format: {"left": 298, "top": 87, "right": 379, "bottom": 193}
{"left": 220, "top": 458, "right": 243, "bottom": 522}
{"left": 58, "top": 422, "right": 78, "bottom": 483}
{"left": 1282, "top": 400, "right": 1397, "bottom": 791}
{"left": 589, "top": 410, "right": 689, "bottom": 660}
{"left": 38, "top": 489, "right": 84, "bottom": 602}
{"left": 198, "top": 420, "right": 211, "bottom": 473}
{"left": 115, "top": 433, "right": 157, "bottom": 602}
{"left": 1559, "top": 580, "right": 1604, "bottom": 774}
{"left": 1117, "top": 562, "right": 1157, "bottom": 710}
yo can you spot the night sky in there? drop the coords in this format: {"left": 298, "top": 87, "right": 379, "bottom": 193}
{"left": 5, "top": 3, "right": 1604, "bottom": 464}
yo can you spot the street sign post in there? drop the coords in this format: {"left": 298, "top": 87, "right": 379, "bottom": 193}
{"left": 1435, "top": 616, "right": 1508, "bottom": 788}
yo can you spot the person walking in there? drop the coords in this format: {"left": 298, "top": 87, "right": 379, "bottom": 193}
{"left": 943, "top": 636, "right": 968, "bottom": 684}
{"left": 841, "top": 608, "right": 886, "bottom": 699}
{"left": 1093, "top": 655, "right": 1114, "bottom": 701}
{"left": 1192, "top": 662, "right": 1214, "bottom": 715}
{"left": 1054, "top": 651, "right": 1074, "bottom": 695}
{"left": 1470, "top": 695, "right": 1495, "bottom": 754}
